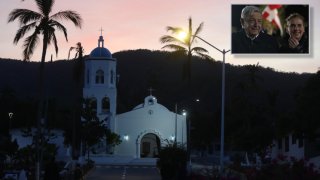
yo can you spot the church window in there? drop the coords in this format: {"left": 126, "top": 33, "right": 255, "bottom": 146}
{"left": 110, "top": 70, "right": 114, "bottom": 84}
{"left": 89, "top": 98, "right": 97, "bottom": 114}
{"left": 95, "top": 69, "right": 104, "bottom": 84}
{"left": 102, "top": 97, "right": 110, "bottom": 113}
{"left": 148, "top": 98, "right": 154, "bottom": 105}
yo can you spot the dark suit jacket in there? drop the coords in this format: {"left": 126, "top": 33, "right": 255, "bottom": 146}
{"left": 279, "top": 34, "right": 309, "bottom": 54}
{"left": 232, "top": 30, "right": 279, "bottom": 54}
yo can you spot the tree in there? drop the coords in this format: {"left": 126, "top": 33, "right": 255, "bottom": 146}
{"left": 8, "top": 0, "right": 82, "bottom": 115}
{"left": 0, "top": 134, "right": 19, "bottom": 167}
{"left": 8, "top": 1, "right": 82, "bottom": 178}
{"left": 81, "top": 98, "right": 107, "bottom": 160}
{"left": 81, "top": 117, "right": 106, "bottom": 160}
{"left": 105, "top": 129, "right": 121, "bottom": 154}
{"left": 0, "top": 87, "right": 17, "bottom": 134}
{"left": 157, "top": 143, "right": 187, "bottom": 180}
{"left": 160, "top": 17, "right": 212, "bottom": 81}
{"left": 8, "top": 0, "right": 82, "bottom": 61}
{"left": 295, "top": 71, "right": 320, "bottom": 139}
{"left": 68, "top": 42, "right": 84, "bottom": 159}
{"left": 226, "top": 64, "right": 273, "bottom": 152}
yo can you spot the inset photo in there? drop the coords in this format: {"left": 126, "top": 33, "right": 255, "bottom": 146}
{"left": 231, "top": 4, "right": 309, "bottom": 54}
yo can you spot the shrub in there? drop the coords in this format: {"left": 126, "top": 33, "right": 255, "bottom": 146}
{"left": 157, "top": 143, "right": 187, "bottom": 180}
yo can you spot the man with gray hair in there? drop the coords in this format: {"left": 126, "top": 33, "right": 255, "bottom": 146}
{"left": 232, "top": 5, "right": 279, "bottom": 53}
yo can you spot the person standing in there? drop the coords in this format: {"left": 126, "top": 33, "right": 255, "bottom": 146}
{"left": 279, "top": 13, "right": 308, "bottom": 53}
{"left": 232, "top": 6, "right": 279, "bottom": 53}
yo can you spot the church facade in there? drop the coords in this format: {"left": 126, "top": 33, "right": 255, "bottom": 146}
{"left": 83, "top": 35, "right": 187, "bottom": 158}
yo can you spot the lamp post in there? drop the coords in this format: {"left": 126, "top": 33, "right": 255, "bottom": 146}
{"left": 193, "top": 35, "right": 230, "bottom": 173}
{"left": 8, "top": 112, "right": 13, "bottom": 133}
{"left": 174, "top": 103, "right": 188, "bottom": 146}
{"left": 182, "top": 109, "right": 190, "bottom": 165}
{"left": 175, "top": 103, "right": 178, "bottom": 144}
{"left": 176, "top": 100, "right": 198, "bottom": 173}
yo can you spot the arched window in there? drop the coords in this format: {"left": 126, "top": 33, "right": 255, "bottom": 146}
{"left": 89, "top": 97, "right": 97, "bottom": 114}
{"left": 95, "top": 69, "right": 104, "bottom": 84}
{"left": 102, "top": 97, "right": 110, "bottom": 113}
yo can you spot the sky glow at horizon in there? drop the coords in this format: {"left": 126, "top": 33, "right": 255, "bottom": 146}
{"left": 0, "top": 0, "right": 319, "bottom": 74}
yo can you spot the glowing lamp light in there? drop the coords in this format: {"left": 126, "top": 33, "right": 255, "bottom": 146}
{"left": 8, "top": 112, "right": 13, "bottom": 119}
{"left": 182, "top": 110, "right": 187, "bottom": 116}
{"left": 178, "top": 31, "right": 187, "bottom": 41}
{"left": 123, "top": 135, "right": 129, "bottom": 141}
{"left": 170, "top": 135, "right": 175, "bottom": 141}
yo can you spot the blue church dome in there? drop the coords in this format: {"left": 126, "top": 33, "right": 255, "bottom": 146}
{"left": 89, "top": 35, "right": 113, "bottom": 58}
{"left": 90, "top": 47, "right": 112, "bottom": 58}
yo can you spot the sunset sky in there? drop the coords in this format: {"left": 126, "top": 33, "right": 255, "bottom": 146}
{"left": 0, "top": 0, "right": 319, "bottom": 73}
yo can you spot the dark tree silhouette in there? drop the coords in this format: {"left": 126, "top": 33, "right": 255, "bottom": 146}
{"left": 8, "top": 0, "right": 82, "bottom": 178}
{"left": 70, "top": 42, "right": 84, "bottom": 159}
{"left": 160, "top": 17, "right": 212, "bottom": 82}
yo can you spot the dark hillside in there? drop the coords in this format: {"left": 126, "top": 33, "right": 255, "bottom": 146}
{"left": 0, "top": 50, "right": 310, "bottom": 112}
{"left": 0, "top": 59, "right": 74, "bottom": 106}
{"left": 0, "top": 51, "right": 313, "bottom": 150}
{"left": 113, "top": 50, "right": 310, "bottom": 114}
{"left": 0, "top": 51, "right": 310, "bottom": 114}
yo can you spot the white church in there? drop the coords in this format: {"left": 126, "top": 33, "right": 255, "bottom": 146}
{"left": 83, "top": 34, "right": 187, "bottom": 158}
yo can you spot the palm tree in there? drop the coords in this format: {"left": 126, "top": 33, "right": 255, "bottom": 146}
{"left": 8, "top": 0, "right": 82, "bottom": 104}
{"left": 160, "top": 17, "right": 212, "bottom": 81}
{"left": 244, "top": 62, "right": 263, "bottom": 88}
{"left": 68, "top": 42, "right": 83, "bottom": 60}
{"left": 69, "top": 42, "right": 84, "bottom": 159}
{"left": 8, "top": 0, "right": 82, "bottom": 62}
{"left": 8, "top": 0, "right": 82, "bottom": 178}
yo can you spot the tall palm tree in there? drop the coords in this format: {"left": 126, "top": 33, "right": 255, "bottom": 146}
{"left": 8, "top": 0, "right": 82, "bottom": 61}
{"left": 69, "top": 42, "right": 84, "bottom": 159}
{"left": 160, "top": 17, "right": 212, "bottom": 81}
{"left": 8, "top": 0, "right": 82, "bottom": 179}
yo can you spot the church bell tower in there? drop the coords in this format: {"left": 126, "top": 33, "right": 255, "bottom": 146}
{"left": 83, "top": 34, "right": 117, "bottom": 131}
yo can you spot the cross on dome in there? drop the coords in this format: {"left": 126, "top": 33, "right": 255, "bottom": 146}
{"left": 98, "top": 27, "right": 104, "bottom": 48}
{"left": 148, "top": 87, "right": 155, "bottom": 96}
{"left": 90, "top": 27, "right": 113, "bottom": 58}
{"left": 99, "top": 27, "right": 104, "bottom": 36}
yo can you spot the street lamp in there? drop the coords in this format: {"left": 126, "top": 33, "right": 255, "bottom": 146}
{"left": 190, "top": 35, "right": 230, "bottom": 173}
{"left": 177, "top": 100, "right": 197, "bottom": 169}
{"left": 8, "top": 112, "right": 13, "bottom": 133}
{"left": 175, "top": 103, "right": 178, "bottom": 144}
{"left": 177, "top": 30, "right": 230, "bottom": 172}
{"left": 174, "top": 104, "right": 188, "bottom": 145}
{"left": 182, "top": 109, "right": 191, "bottom": 166}
{"left": 182, "top": 109, "right": 187, "bottom": 116}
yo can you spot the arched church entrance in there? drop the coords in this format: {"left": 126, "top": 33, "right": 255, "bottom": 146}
{"left": 140, "top": 133, "right": 160, "bottom": 158}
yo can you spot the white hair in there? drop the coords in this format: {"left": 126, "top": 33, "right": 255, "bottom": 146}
{"left": 241, "top": 6, "right": 261, "bottom": 19}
